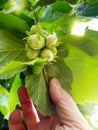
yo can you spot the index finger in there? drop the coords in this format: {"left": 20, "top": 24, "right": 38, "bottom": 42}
{"left": 18, "top": 86, "right": 40, "bottom": 129}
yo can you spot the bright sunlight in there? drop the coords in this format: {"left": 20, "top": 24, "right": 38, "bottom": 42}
{"left": 89, "top": 105, "right": 98, "bottom": 128}
{"left": 71, "top": 19, "right": 98, "bottom": 36}
{"left": 71, "top": 21, "right": 87, "bottom": 36}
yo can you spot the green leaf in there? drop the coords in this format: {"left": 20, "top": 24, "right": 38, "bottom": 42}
{"left": 40, "top": 1, "right": 72, "bottom": 23}
{"left": 64, "top": 36, "right": 98, "bottom": 103}
{"left": 0, "top": 61, "right": 26, "bottom": 79}
{"left": 0, "top": 30, "right": 28, "bottom": 69}
{"left": 64, "top": 34, "right": 98, "bottom": 57}
{"left": 44, "top": 58, "right": 72, "bottom": 92}
{"left": 77, "top": 2, "right": 98, "bottom": 17}
{"left": 41, "top": 6, "right": 64, "bottom": 22}
{"left": 52, "top": 1, "right": 72, "bottom": 13}
{"left": 0, "top": 58, "right": 45, "bottom": 79}
{"left": 57, "top": 43, "right": 69, "bottom": 58}
{"left": 32, "top": 60, "right": 46, "bottom": 74}
{"left": 50, "top": 14, "right": 75, "bottom": 36}
{"left": 85, "top": 29, "right": 98, "bottom": 44}
{"left": 26, "top": 72, "right": 53, "bottom": 116}
{"left": 0, "top": 86, "right": 9, "bottom": 96}
{"left": 0, "top": 13, "right": 29, "bottom": 35}
{"left": 0, "top": 106, "right": 9, "bottom": 118}
{"left": 8, "top": 74, "right": 22, "bottom": 112}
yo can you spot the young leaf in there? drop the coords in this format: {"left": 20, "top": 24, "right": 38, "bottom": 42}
{"left": 0, "top": 58, "right": 45, "bottom": 79}
{"left": 32, "top": 60, "right": 45, "bottom": 74}
{"left": 0, "top": 61, "right": 26, "bottom": 79}
{"left": 8, "top": 74, "right": 22, "bottom": 113}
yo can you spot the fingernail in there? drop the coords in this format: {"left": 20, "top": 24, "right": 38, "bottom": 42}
{"left": 51, "top": 78, "right": 61, "bottom": 89}
{"left": 18, "top": 86, "right": 30, "bottom": 103}
{"left": 52, "top": 78, "right": 61, "bottom": 96}
{"left": 49, "top": 78, "right": 62, "bottom": 103}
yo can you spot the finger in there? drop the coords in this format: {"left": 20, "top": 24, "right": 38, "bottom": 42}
{"left": 8, "top": 109, "right": 25, "bottom": 130}
{"left": 18, "top": 86, "right": 40, "bottom": 130}
{"left": 49, "top": 78, "right": 92, "bottom": 130}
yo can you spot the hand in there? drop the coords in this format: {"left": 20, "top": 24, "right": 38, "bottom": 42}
{"left": 8, "top": 78, "right": 92, "bottom": 130}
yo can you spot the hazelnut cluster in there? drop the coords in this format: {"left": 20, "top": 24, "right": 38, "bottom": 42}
{"left": 26, "top": 24, "right": 58, "bottom": 62}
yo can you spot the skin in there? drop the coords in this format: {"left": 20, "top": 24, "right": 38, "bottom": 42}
{"left": 8, "top": 78, "right": 92, "bottom": 130}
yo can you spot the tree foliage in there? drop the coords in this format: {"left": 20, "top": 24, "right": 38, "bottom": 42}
{"left": 0, "top": 0, "right": 98, "bottom": 129}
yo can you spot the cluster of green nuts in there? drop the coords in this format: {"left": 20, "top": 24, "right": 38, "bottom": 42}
{"left": 25, "top": 24, "right": 58, "bottom": 62}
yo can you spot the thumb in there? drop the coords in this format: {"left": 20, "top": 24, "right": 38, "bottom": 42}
{"left": 49, "top": 78, "right": 92, "bottom": 130}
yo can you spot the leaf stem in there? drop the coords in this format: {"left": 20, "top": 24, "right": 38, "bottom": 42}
{"left": 42, "top": 67, "right": 48, "bottom": 86}
{"left": 31, "top": 3, "right": 39, "bottom": 23}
